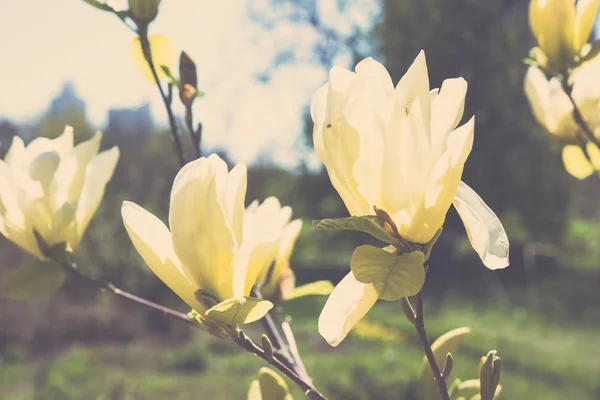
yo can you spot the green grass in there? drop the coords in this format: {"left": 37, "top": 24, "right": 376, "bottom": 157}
{"left": 1, "top": 296, "right": 598, "bottom": 399}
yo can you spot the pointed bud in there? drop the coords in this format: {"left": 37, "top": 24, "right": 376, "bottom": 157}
{"left": 480, "top": 350, "right": 502, "bottom": 400}
{"left": 441, "top": 352, "right": 453, "bottom": 379}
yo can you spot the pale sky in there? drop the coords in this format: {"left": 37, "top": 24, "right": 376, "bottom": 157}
{"left": 0, "top": 0, "right": 377, "bottom": 168}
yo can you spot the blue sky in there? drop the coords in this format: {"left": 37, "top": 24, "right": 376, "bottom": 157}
{"left": 0, "top": 0, "right": 377, "bottom": 168}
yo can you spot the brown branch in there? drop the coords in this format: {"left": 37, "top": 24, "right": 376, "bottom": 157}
{"left": 57, "top": 257, "right": 323, "bottom": 397}
{"left": 57, "top": 257, "right": 197, "bottom": 327}
{"left": 560, "top": 75, "right": 600, "bottom": 150}
{"left": 414, "top": 291, "right": 450, "bottom": 400}
{"left": 234, "top": 330, "right": 327, "bottom": 400}
{"left": 138, "top": 28, "right": 187, "bottom": 167}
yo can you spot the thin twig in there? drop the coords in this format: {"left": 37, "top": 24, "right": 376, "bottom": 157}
{"left": 560, "top": 75, "right": 600, "bottom": 149}
{"left": 234, "top": 330, "right": 327, "bottom": 400}
{"left": 281, "top": 319, "right": 311, "bottom": 384}
{"left": 138, "top": 29, "right": 187, "bottom": 167}
{"left": 57, "top": 257, "right": 197, "bottom": 327}
{"left": 251, "top": 287, "right": 298, "bottom": 372}
{"left": 414, "top": 291, "right": 450, "bottom": 400}
{"left": 57, "top": 257, "right": 323, "bottom": 397}
{"left": 184, "top": 105, "right": 201, "bottom": 158}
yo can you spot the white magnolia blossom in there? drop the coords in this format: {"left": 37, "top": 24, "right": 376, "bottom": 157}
{"left": 524, "top": 55, "right": 600, "bottom": 141}
{"left": 121, "top": 154, "right": 295, "bottom": 321}
{"left": 312, "top": 52, "right": 510, "bottom": 346}
{"left": 0, "top": 126, "right": 119, "bottom": 259}
{"left": 524, "top": 54, "right": 600, "bottom": 178}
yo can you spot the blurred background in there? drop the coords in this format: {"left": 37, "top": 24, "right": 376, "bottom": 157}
{"left": 1, "top": 0, "right": 600, "bottom": 399}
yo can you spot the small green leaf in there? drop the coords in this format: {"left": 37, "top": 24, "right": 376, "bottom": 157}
{"left": 248, "top": 367, "right": 293, "bottom": 400}
{"left": 1, "top": 261, "right": 66, "bottom": 299}
{"left": 420, "top": 327, "right": 471, "bottom": 400}
{"left": 286, "top": 280, "right": 334, "bottom": 301}
{"left": 160, "top": 65, "right": 181, "bottom": 89}
{"left": 205, "top": 296, "right": 273, "bottom": 325}
{"left": 350, "top": 245, "right": 425, "bottom": 301}
{"left": 312, "top": 215, "right": 409, "bottom": 248}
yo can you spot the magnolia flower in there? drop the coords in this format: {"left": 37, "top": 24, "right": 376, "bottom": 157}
{"left": 524, "top": 56, "right": 600, "bottom": 178}
{"left": 0, "top": 126, "right": 119, "bottom": 259}
{"left": 246, "top": 198, "right": 303, "bottom": 301}
{"left": 312, "top": 52, "right": 509, "bottom": 346}
{"left": 121, "top": 154, "right": 294, "bottom": 327}
{"left": 529, "top": 0, "right": 600, "bottom": 72}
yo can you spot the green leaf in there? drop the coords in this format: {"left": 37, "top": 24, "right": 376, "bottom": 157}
{"left": 205, "top": 296, "right": 273, "bottom": 325}
{"left": 286, "top": 280, "right": 334, "bottom": 301}
{"left": 350, "top": 245, "right": 425, "bottom": 301}
{"left": 160, "top": 65, "right": 181, "bottom": 89}
{"left": 1, "top": 261, "right": 66, "bottom": 299}
{"left": 420, "top": 327, "right": 471, "bottom": 400}
{"left": 312, "top": 216, "right": 409, "bottom": 248}
{"left": 247, "top": 367, "right": 293, "bottom": 400}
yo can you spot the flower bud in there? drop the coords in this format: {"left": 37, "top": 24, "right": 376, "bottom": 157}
{"left": 128, "top": 0, "right": 161, "bottom": 24}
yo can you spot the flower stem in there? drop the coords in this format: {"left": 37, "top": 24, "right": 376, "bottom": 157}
{"left": 56, "top": 257, "right": 196, "bottom": 327}
{"left": 56, "top": 257, "right": 323, "bottom": 397}
{"left": 233, "top": 329, "right": 327, "bottom": 400}
{"left": 138, "top": 28, "right": 187, "bottom": 167}
{"left": 251, "top": 287, "right": 309, "bottom": 380}
{"left": 560, "top": 75, "right": 600, "bottom": 149}
{"left": 414, "top": 291, "right": 450, "bottom": 400}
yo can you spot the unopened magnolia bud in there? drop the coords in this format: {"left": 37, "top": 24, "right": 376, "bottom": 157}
{"left": 128, "top": 0, "right": 161, "bottom": 24}
{"left": 480, "top": 350, "right": 502, "bottom": 400}
{"left": 180, "top": 84, "right": 197, "bottom": 108}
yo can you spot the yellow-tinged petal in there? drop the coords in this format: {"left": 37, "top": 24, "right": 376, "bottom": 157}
{"left": 430, "top": 78, "right": 468, "bottom": 162}
{"left": 574, "top": 0, "right": 600, "bottom": 51}
{"left": 121, "top": 201, "right": 205, "bottom": 313}
{"left": 70, "top": 147, "right": 119, "bottom": 248}
{"left": 562, "top": 144, "right": 594, "bottom": 178}
{"left": 452, "top": 182, "right": 510, "bottom": 270}
{"left": 524, "top": 66, "right": 552, "bottom": 129}
{"left": 318, "top": 271, "right": 378, "bottom": 346}
{"left": 131, "top": 34, "right": 175, "bottom": 83}
{"left": 394, "top": 50, "right": 431, "bottom": 133}
{"left": 529, "top": 0, "right": 577, "bottom": 71}
{"left": 401, "top": 117, "right": 475, "bottom": 244}
{"left": 169, "top": 156, "right": 217, "bottom": 288}
{"left": 224, "top": 163, "right": 247, "bottom": 246}
{"left": 5, "top": 136, "right": 25, "bottom": 169}
{"left": 261, "top": 218, "right": 302, "bottom": 298}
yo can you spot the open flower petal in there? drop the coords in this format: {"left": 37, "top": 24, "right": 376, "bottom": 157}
{"left": 122, "top": 201, "right": 204, "bottom": 312}
{"left": 318, "top": 271, "right": 378, "bottom": 346}
{"left": 452, "top": 182, "right": 509, "bottom": 270}
{"left": 562, "top": 144, "right": 594, "bottom": 179}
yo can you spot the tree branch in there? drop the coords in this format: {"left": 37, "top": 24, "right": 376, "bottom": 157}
{"left": 414, "top": 291, "right": 450, "bottom": 400}
{"left": 560, "top": 75, "right": 600, "bottom": 150}
{"left": 139, "top": 28, "right": 187, "bottom": 167}
{"left": 234, "top": 329, "right": 327, "bottom": 400}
